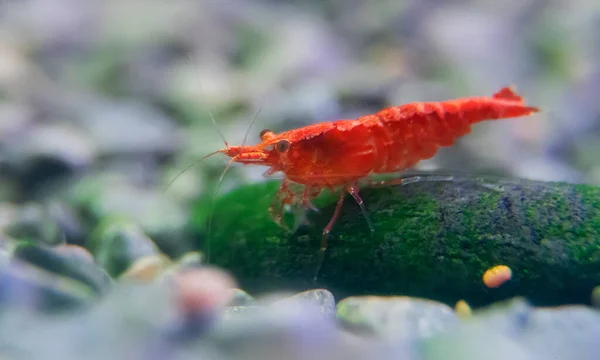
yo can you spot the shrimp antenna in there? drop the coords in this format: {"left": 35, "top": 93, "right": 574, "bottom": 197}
{"left": 187, "top": 53, "right": 229, "bottom": 149}
{"left": 205, "top": 156, "right": 237, "bottom": 263}
{"left": 163, "top": 52, "right": 234, "bottom": 195}
{"left": 208, "top": 110, "right": 229, "bottom": 149}
{"left": 162, "top": 150, "right": 222, "bottom": 194}
{"left": 241, "top": 100, "right": 264, "bottom": 147}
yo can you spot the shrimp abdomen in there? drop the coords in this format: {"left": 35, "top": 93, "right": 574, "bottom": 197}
{"left": 364, "top": 86, "right": 539, "bottom": 173}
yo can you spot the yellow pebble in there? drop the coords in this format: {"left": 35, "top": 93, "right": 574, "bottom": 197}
{"left": 120, "top": 254, "right": 172, "bottom": 282}
{"left": 483, "top": 265, "right": 512, "bottom": 288}
{"left": 455, "top": 299, "right": 472, "bottom": 318}
{"left": 591, "top": 286, "right": 600, "bottom": 308}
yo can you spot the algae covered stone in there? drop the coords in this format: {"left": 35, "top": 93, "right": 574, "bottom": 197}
{"left": 195, "top": 177, "right": 600, "bottom": 307}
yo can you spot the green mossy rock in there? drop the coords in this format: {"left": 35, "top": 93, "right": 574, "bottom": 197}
{"left": 192, "top": 176, "right": 600, "bottom": 307}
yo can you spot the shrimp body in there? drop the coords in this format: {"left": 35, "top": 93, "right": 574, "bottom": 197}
{"left": 214, "top": 86, "right": 539, "bottom": 279}
{"left": 223, "top": 87, "right": 538, "bottom": 188}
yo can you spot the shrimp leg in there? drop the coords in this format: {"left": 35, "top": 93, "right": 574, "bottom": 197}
{"left": 269, "top": 180, "right": 323, "bottom": 231}
{"left": 348, "top": 185, "right": 374, "bottom": 232}
{"left": 289, "top": 185, "right": 322, "bottom": 232}
{"left": 314, "top": 184, "right": 373, "bottom": 282}
{"left": 314, "top": 189, "right": 346, "bottom": 281}
{"left": 269, "top": 179, "right": 294, "bottom": 231}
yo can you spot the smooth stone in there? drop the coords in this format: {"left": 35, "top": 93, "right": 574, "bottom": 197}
{"left": 0, "top": 255, "right": 95, "bottom": 312}
{"left": 271, "top": 289, "right": 336, "bottom": 318}
{"left": 227, "top": 289, "right": 255, "bottom": 307}
{"left": 336, "top": 296, "right": 458, "bottom": 340}
{"left": 12, "top": 242, "right": 112, "bottom": 295}
{"left": 3, "top": 202, "right": 65, "bottom": 246}
{"left": 470, "top": 297, "right": 600, "bottom": 359}
{"left": 419, "top": 322, "right": 531, "bottom": 360}
{"left": 120, "top": 254, "right": 172, "bottom": 282}
{"left": 53, "top": 244, "right": 96, "bottom": 264}
{"left": 515, "top": 306, "right": 600, "bottom": 359}
{"left": 90, "top": 219, "right": 161, "bottom": 277}
{"left": 592, "top": 286, "right": 600, "bottom": 308}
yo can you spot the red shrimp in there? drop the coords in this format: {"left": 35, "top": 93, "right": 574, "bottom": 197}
{"left": 207, "top": 86, "right": 539, "bottom": 278}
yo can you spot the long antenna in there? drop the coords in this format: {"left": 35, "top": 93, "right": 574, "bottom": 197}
{"left": 207, "top": 110, "right": 229, "bottom": 149}
{"left": 188, "top": 53, "right": 229, "bottom": 148}
{"left": 241, "top": 100, "right": 264, "bottom": 147}
{"left": 205, "top": 156, "right": 237, "bottom": 263}
{"left": 162, "top": 150, "right": 222, "bottom": 194}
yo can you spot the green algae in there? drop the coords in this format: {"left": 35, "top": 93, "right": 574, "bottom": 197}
{"left": 191, "top": 176, "right": 600, "bottom": 307}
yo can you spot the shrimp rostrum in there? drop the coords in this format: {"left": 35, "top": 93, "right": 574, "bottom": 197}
{"left": 209, "top": 86, "right": 539, "bottom": 274}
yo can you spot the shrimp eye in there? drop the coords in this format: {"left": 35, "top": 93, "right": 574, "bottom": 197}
{"left": 260, "top": 129, "right": 272, "bottom": 140}
{"left": 276, "top": 139, "right": 290, "bottom": 152}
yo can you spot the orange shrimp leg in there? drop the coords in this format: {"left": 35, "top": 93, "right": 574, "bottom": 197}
{"left": 269, "top": 179, "right": 294, "bottom": 231}
{"left": 290, "top": 185, "right": 322, "bottom": 232}
{"left": 269, "top": 180, "right": 322, "bottom": 231}
{"left": 348, "top": 185, "right": 374, "bottom": 232}
{"left": 321, "top": 190, "right": 346, "bottom": 249}
{"left": 314, "top": 184, "right": 373, "bottom": 282}
{"left": 301, "top": 186, "right": 321, "bottom": 212}
{"left": 314, "top": 189, "right": 346, "bottom": 281}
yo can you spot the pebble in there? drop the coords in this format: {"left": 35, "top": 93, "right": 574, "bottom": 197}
{"left": 271, "top": 289, "right": 336, "bottom": 319}
{"left": 483, "top": 265, "right": 512, "bottom": 288}
{"left": 173, "top": 267, "right": 238, "bottom": 316}
{"left": 454, "top": 300, "right": 472, "bottom": 319}
{"left": 90, "top": 219, "right": 161, "bottom": 277}
{"left": 336, "top": 296, "right": 458, "bottom": 340}
{"left": 120, "top": 254, "right": 172, "bottom": 282}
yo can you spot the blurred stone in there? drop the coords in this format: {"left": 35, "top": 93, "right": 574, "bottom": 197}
{"left": 91, "top": 219, "right": 161, "bottom": 277}
{"left": 515, "top": 306, "right": 600, "bottom": 359}
{"left": 227, "top": 289, "right": 255, "bottom": 307}
{"left": 336, "top": 296, "right": 458, "bottom": 340}
{"left": 79, "top": 99, "right": 180, "bottom": 156}
{"left": 592, "top": 286, "right": 600, "bottom": 308}
{"left": 159, "top": 251, "right": 205, "bottom": 281}
{"left": 12, "top": 242, "right": 112, "bottom": 296}
{"left": 3, "top": 202, "right": 65, "bottom": 246}
{"left": 71, "top": 173, "right": 189, "bottom": 254}
{"left": 173, "top": 267, "right": 237, "bottom": 316}
{"left": 0, "top": 203, "right": 19, "bottom": 230}
{"left": 0, "top": 103, "right": 33, "bottom": 145}
{"left": 0, "top": 254, "right": 95, "bottom": 312}
{"left": 46, "top": 201, "right": 87, "bottom": 246}
{"left": 468, "top": 297, "right": 533, "bottom": 336}
{"left": 0, "top": 33, "right": 33, "bottom": 92}
{"left": 206, "top": 297, "right": 347, "bottom": 360}
{"left": 0, "top": 232, "right": 13, "bottom": 253}
{"left": 54, "top": 244, "right": 95, "bottom": 263}
{"left": 420, "top": 322, "right": 531, "bottom": 360}
{"left": 468, "top": 298, "right": 600, "bottom": 359}
{"left": 223, "top": 305, "right": 261, "bottom": 319}
{"left": 172, "top": 251, "right": 204, "bottom": 271}
{"left": 272, "top": 289, "right": 335, "bottom": 319}
{"left": 21, "top": 122, "right": 96, "bottom": 170}
{"left": 120, "top": 254, "right": 172, "bottom": 282}
{"left": 454, "top": 299, "right": 472, "bottom": 319}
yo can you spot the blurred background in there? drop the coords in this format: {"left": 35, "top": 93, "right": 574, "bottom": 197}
{"left": 0, "top": 0, "right": 599, "bottom": 256}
